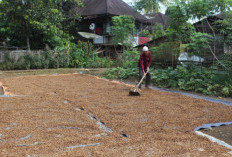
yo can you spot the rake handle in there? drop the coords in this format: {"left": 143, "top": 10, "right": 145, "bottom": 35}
{"left": 135, "top": 71, "right": 148, "bottom": 90}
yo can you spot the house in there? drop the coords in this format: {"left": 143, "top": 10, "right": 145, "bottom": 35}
{"left": 144, "top": 12, "right": 170, "bottom": 30}
{"left": 133, "top": 13, "right": 180, "bottom": 67}
{"left": 135, "top": 37, "right": 180, "bottom": 67}
{"left": 194, "top": 13, "right": 231, "bottom": 62}
{"left": 133, "top": 12, "right": 170, "bottom": 50}
{"left": 72, "top": 0, "right": 147, "bottom": 47}
{"left": 136, "top": 13, "right": 231, "bottom": 66}
{"left": 135, "top": 12, "right": 170, "bottom": 46}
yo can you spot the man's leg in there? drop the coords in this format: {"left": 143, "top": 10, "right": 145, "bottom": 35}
{"left": 145, "top": 71, "right": 151, "bottom": 87}
{"left": 138, "top": 67, "right": 143, "bottom": 88}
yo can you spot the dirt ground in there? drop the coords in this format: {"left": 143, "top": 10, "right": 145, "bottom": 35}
{"left": 0, "top": 70, "right": 232, "bottom": 156}
{"left": 200, "top": 125, "right": 232, "bottom": 146}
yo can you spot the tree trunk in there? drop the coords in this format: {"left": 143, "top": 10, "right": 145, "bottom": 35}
{"left": 206, "top": 19, "right": 216, "bottom": 65}
{"left": 26, "top": 22, "right": 31, "bottom": 52}
{"left": 26, "top": 35, "right": 30, "bottom": 51}
{"left": 205, "top": 19, "right": 228, "bottom": 70}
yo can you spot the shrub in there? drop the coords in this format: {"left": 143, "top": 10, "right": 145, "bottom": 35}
{"left": 104, "top": 66, "right": 232, "bottom": 97}
{"left": 104, "top": 67, "right": 138, "bottom": 79}
{"left": 121, "top": 50, "right": 140, "bottom": 68}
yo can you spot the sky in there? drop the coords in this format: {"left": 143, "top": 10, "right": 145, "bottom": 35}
{"left": 123, "top": 0, "right": 134, "bottom": 3}
{"left": 123, "top": 0, "right": 167, "bottom": 14}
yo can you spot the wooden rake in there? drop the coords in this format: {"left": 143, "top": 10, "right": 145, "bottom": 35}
{"left": 129, "top": 71, "right": 148, "bottom": 96}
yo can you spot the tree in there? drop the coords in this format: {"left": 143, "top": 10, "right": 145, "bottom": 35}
{"left": 165, "top": 5, "right": 194, "bottom": 43}
{"left": 111, "top": 15, "right": 135, "bottom": 49}
{"left": 167, "top": 2, "right": 231, "bottom": 41}
{"left": 0, "top": 0, "right": 82, "bottom": 50}
{"left": 134, "top": 0, "right": 170, "bottom": 14}
{"left": 215, "top": 11, "right": 232, "bottom": 46}
{"left": 152, "top": 23, "right": 166, "bottom": 39}
{"left": 134, "top": 0, "right": 232, "bottom": 69}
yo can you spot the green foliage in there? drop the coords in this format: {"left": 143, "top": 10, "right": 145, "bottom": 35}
{"left": 215, "top": 11, "right": 232, "bottom": 45}
{"left": 69, "top": 47, "right": 86, "bottom": 68}
{"left": 121, "top": 50, "right": 140, "bottom": 68}
{"left": 155, "top": 66, "right": 212, "bottom": 89}
{"left": 165, "top": 0, "right": 232, "bottom": 51}
{"left": 184, "top": 32, "right": 213, "bottom": 56}
{"left": 151, "top": 66, "right": 232, "bottom": 96}
{"left": 111, "top": 15, "right": 135, "bottom": 47}
{"left": 165, "top": 23, "right": 195, "bottom": 43}
{"left": 134, "top": 0, "right": 169, "bottom": 13}
{"left": 150, "top": 41, "right": 180, "bottom": 66}
{"left": 215, "top": 53, "right": 232, "bottom": 69}
{"left": 0, "top": 0, "right": 82, "bottom": 49}
{"left": 185, "top": 0, "right": 232, "bottom": 19}
{"left": 86, "top": 56, "right": 113, "bottom": 68}
{"left": 43, "top": 26, "right": 73, "bottom": 49}
{"left": 0, "top": 52, "right": 14, "bottom": 70}
{"left": 67, "top": 41, "right": 113, "bottom": 68}
{"left": 103, "top": 50, "right": 139, "bottom": 79}
{"left": 104, "top": 67, "right": 138, "bottom": 79}
{"left": 0, "top": 41, "right": 115, "bottom": 70}
{"left": 152, "top": 23, "right": 166, "bottom": 39}
{"left": 56, "top": 52, "right": 70, "bottom": 68}
{"left": 165, "top": 5, "right": 189, "bottom": 31}
{"left": 0, "top": 49, "right": 69, "bottom": 70}
{"left": 170, "top": 0, "right": 232, "bottom": 20}
{"left": 139, "top": 30, "right": 152, "bottom": 39}
{"left": 104, "top": 66, "right": 232, "bottom": 97}
{"left": 43, "top": 49, "right": 59, "bottom": 69}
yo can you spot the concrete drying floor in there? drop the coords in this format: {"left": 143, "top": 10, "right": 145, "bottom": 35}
{"left": 0, "top": 73, "right": 232, "bottom": 156}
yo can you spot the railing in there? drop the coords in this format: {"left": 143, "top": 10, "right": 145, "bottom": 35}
{"left": 93, "top": 35, "right": 140, "bottom": 46}
{"left": 93, "top": 35, "right": 113, "bottom": 45}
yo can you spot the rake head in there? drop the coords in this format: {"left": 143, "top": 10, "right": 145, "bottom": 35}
{"left": 129, "top": 88, "right": 140, "bottom": 96}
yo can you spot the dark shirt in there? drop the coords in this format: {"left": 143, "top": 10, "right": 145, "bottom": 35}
{"left": 138, "top": 51, "right": 151, "bottom": 71}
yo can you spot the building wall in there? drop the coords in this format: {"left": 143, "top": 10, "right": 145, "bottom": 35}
{"left": 194, "top": 19, "right": 225, "bottom": 61}
{"left": 78, "top": 16, "right": 145, "bottom": 46}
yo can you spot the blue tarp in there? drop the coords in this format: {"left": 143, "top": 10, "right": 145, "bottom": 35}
{"left": 151, "top": 87, "right": 232, "bottom": 106}
{"left": 194, "top": 121, "right": 232, "bottom": 131}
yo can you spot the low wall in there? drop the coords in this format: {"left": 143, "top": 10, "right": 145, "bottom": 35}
{"left": 0, "top": 50, "right": 44, "bottom": 62}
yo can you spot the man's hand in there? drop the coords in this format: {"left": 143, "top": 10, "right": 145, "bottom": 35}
{"left": 143, "top": 71, "right": 146, "bottom": 76}
{"left": 147, "top": 67, "right": 150, "bottom": 72}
